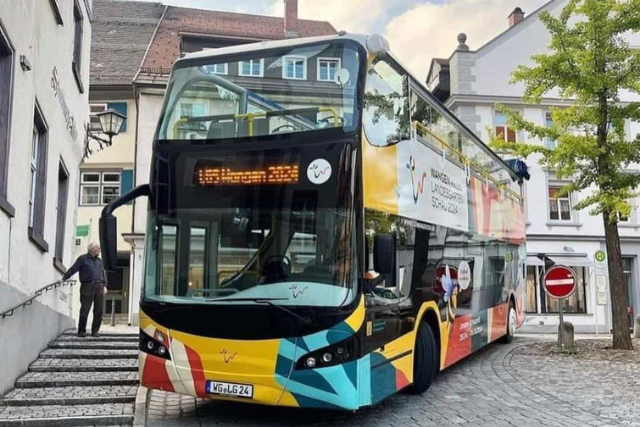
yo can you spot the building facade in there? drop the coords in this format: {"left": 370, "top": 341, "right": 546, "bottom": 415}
{"left": 83, "top": 0, "right": 165, "bottom": 323}
{"left": 0, "top": 0, "right": 92, "bottom": 393}
{"left": 427, "top": 0, "right": 640, "bottom": 333}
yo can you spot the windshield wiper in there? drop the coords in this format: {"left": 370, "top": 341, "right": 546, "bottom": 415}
{"left": 205, "top": 297, "right": 312, "bottom": 325}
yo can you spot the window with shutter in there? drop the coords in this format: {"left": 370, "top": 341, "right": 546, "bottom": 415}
{"left": 107, "top": 102, "right": 128, "bottom": 132}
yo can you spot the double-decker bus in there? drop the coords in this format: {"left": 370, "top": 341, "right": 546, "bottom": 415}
{"left": 100, "top": 33, "right": 527, "bottom": 410}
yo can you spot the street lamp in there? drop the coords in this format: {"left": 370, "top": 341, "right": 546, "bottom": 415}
{"left": 84, "top": 108, "right": 126, "bottom": 158}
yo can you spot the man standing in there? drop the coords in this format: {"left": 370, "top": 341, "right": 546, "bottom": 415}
{"left": 62, "top": 243, "right": 108, "bottom": 337}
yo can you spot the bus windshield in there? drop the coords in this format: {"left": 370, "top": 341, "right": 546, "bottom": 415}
{"left": 142, "top": 145, "right": 358, "bottom": 308}
{"left": 157, "top": 40, "right": 361, "bottom": 141}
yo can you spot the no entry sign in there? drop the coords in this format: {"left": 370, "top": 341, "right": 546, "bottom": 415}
{"left": 543, "top": 265, "right": 577, "bottom": 299}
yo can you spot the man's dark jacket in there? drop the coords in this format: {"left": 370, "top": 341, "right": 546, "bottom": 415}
{"left": 62, "top": 253, "right": 106, "bottom": 286}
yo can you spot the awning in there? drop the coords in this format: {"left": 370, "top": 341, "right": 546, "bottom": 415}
{"left": 526, "top": 255, "right": 592, "bottom": 267}
{"left": 526, "top": 255, "right": 545, "bottom": 266}
{"left": 550, "top": 256, "right": 592, "bottom": 267}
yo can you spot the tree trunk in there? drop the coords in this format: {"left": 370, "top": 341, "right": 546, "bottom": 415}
{"left": 603, "top": 214, "right": 633, "bottom": 350}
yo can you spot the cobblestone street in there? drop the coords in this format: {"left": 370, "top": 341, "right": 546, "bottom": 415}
{"left": 147, "top": 337, "right": 640, "bottom": 427}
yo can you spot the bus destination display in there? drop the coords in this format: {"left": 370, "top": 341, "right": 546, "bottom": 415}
{"left": 195, "top": 164, "right": 300, "bottom": 186}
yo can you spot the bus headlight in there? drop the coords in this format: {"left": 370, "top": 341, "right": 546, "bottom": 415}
{"left": 140, "top": 329, "right": 172, "bottom": 361}
{"left": 295, "top": 334, "right": 359, "bottom": 370}
{"left": 305, "top": 357, "right": 317, "bottom": 368}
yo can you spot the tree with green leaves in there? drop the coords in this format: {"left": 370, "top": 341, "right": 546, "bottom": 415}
{"left": 490, "top": 0, "right": 640, "bottom": 350}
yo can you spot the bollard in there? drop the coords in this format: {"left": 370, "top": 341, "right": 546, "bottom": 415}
{"left": 557, "top": 321, "right": 575, "bottom": 349}
{"left": 111, "top": 298, "right": 116, "bottom": 327}
{"left": 634, "top": 315, "right": 640, "bottom": 339}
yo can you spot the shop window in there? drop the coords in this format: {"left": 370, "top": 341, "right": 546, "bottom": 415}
{"left": 542, "top": 266, "right": 587, "bottom": 314}
{"left": 526, "top": 265, "right": 537, "bottom": 313}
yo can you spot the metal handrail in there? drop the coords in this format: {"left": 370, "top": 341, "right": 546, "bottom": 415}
{"left": 0, "top": 280, "right": 76, "bottom": 320}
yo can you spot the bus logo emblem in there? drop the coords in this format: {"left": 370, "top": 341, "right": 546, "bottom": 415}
{"left": 220, "top": 349, "right": 237, "bottom": 364}
{"left": 407, "top": 155, "right": 427, "bottom": 204}
{"left": 307, "top": 159, "right": 332, "bottom": 184}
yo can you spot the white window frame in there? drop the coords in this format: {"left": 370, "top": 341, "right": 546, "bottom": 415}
{"left": 239, "top": 59, "right": 264, "bottom": 77}
{"left": 317, "top": 57, "right": 341, "bottom": 82}
{"left": 545, "top": 111, "right": 557, "bottom": 149}
{"left": 101, "top": 172, "right": 121, "bottom": 205}
{"left": 210, "top": 63, "right": 228, "bottom": 75}
{"left": 494, "top": 111, "right": 517, "bottom": 143}
{"left": 282, "top": 55, "right": 307, "bottom": 80}
{"left": 89, "top": 103, "right": 107, "bottom": 132}
{"left": 80, "top": 171, "right": 121, "bottom": 206}
{"left": 547, "top": 184, "right": 573, "bottom": 222}
{"left": 29, "top": 127, "right": 39, "bottom": 227}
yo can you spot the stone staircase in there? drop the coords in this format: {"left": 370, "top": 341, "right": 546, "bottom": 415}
{"left": 0, "top": 330, "right": 139, "bottom": 426}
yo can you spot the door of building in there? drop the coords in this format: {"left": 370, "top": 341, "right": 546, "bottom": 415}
{"left": 622, "top": 257, "right": 635, "bottom": 329}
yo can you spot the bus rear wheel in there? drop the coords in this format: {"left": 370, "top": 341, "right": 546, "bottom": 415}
{"left": 501, "top": 302, "right": 516, "bottom": 344}
{"left": 406, "top": 323, "right": 438, "bottom": 394}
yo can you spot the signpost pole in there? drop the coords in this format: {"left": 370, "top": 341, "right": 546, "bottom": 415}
{"left": 543, "top": 264, "right": 576, "bottom": 353}
{"left": 559, "top": 298, "right": 565, "bottom": 352}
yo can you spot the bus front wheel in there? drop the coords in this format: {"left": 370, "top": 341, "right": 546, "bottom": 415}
{"left": 406, "top": 323, "right": 438, "bottom": 394}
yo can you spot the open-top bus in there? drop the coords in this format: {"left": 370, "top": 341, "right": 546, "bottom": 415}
{"left": 100, "top": 33, "right": 527, "bottom": 410}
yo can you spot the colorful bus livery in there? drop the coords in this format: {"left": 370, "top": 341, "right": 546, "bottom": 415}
{"left": 100, "top": 33, "right": 527, "bottom": 410}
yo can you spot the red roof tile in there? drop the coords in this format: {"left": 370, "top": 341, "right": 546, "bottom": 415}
{"left": 139, "top": 6, "right": 336, "bottom": 77}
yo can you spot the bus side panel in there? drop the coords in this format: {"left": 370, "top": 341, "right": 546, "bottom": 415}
{"left": 438, "top": 303, "right": 508, "bottom": 369}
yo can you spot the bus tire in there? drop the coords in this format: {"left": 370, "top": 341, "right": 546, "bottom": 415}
{"left": 406, "top": 323, "right": 438, "bottom": 394}
{"left": 501, "top": 302, "right": 516, "bottom": 344}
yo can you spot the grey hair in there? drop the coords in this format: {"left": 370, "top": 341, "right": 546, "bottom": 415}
{"left": 87, "top": 242, "right": 100, "bottom": 252}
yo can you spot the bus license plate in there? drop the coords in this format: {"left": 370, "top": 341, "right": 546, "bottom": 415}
{"left": 205, "top": 380, "right": 253, "bottom": 398}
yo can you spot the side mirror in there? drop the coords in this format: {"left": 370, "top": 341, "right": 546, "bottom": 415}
{"left": 100, "top": 184, "right": 151, "bottom": 272}
{"left": 99, "top": 215, "right": 118, "bottom": 271}
{"left": 373, "top": 234, "right": 395, "bottom": 275}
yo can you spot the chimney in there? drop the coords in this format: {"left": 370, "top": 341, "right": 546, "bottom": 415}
{"left": 284, "top": 0, "right": 299, "bottom": 38}
{"left": 508, "top": 7, "right": 525, "bottom": 27}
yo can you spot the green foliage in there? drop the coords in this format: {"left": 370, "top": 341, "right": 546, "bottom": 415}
{"left": 489, "top": 0, "right": 640, "bottom": 223}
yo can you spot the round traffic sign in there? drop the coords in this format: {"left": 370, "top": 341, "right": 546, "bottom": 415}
{"left": 595, "top": 250, "right": 606, "bottom": 262}
{"left": 543, "top": 265, "right": 577, "bottom": 299}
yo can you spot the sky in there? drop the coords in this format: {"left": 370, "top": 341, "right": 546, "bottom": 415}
{"left": 125, "top": 0, "right": 551, "bottom": 78}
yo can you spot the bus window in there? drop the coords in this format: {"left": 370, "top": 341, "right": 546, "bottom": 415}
{"left": 188, "top": 227, "right": 207, "bottom": 291}
{"left": 363, "top": 57, "right": 409, "bottom": 147}
{"left": 156, "top": 41, "right": 361, "bottom": 141}
{"left": 160, "top": 224, "right": 178, "bottom": 296}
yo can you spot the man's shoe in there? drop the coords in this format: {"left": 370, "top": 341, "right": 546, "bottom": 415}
{"left": 91, "top": 333, "right": 100, "bottom": 337}
{"left": 77, "top": 332, "right": 86, "bottom": 337}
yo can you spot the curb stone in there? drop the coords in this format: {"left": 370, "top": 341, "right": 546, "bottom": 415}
{"left": 133, "top": 386, "right": 149, "bottom": 427}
